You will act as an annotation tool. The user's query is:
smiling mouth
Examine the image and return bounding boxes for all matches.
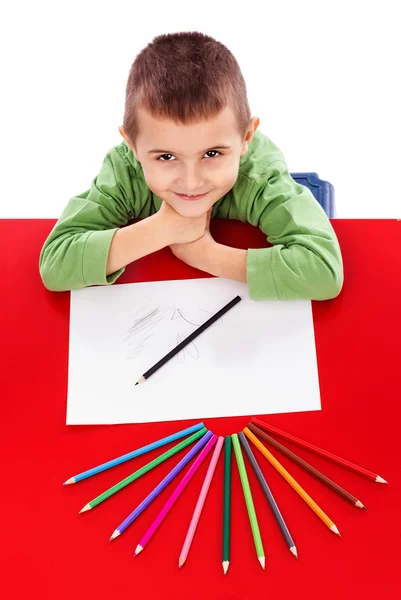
[174,192,208,201]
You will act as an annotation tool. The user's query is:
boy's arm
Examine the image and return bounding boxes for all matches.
[172,161,344,301]
[39,147,138,291]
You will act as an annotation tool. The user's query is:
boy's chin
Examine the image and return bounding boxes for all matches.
[171,198,212,218]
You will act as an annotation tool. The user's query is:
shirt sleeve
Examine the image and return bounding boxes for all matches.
[245,161,344,301]
[39,147,135,291]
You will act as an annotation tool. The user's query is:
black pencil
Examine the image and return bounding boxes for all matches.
[135,295,242,384]
[238,431,298,558]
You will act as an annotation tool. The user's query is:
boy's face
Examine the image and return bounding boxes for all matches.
[119,105,259,217]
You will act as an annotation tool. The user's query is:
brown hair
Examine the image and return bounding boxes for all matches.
[122,31,251,147]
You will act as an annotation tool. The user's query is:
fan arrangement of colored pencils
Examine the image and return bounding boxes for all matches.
[64,418,387,572]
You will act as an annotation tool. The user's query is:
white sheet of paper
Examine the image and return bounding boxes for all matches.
[67,278,321,424]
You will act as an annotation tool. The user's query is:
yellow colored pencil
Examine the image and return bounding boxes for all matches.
[243,427,340,536]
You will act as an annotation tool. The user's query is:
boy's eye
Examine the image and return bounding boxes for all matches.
[155,150,222,161]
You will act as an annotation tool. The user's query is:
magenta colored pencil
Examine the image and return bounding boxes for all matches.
[134,434,218,556]
[178,436,224,567]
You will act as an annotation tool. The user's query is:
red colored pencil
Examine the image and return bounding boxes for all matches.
[251,418,387,484]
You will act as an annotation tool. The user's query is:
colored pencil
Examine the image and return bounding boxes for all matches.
[80,427,208,513]
[232,434,265,569]
[222,436,232,575]
[63,422,204,484]
[244,428,340,536]
[134,435,217,555]
[179,436,224,567]
[135,296,242,384]
[238,432,298,558]
[110,430,213,539]
[251,417,387,484]
[248,423,366,509]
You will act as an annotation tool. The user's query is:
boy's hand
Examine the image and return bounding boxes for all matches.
[170,209,216,269]
[170,208,248,283]
[158,201,209,245]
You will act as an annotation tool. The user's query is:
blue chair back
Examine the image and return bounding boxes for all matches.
[290,172,335,217]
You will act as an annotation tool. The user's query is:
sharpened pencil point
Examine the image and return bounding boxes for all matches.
[376,476,387,484]
[79,503,91,513]
[222,561,229,574]
[290,546,298,558]
[355,500,365,509]
[134,544,143,556]
[363,506,367,510]
[135,382,138,386]
[63,477,75,485]
[109,530,120,541]
[258,556,265,570]
[331,524,341,536]
[178,557,185,568]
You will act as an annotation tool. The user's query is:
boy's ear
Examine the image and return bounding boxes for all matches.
[241,116,260,155]
[119,126,137,158]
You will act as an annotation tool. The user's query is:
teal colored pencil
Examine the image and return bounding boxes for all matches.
[222,436,232,574]
[232,434,265,569]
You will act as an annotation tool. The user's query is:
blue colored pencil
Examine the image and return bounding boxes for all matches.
[109,430,213,540]
[63,422,205,484]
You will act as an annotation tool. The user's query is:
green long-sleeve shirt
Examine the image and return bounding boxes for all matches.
[39,130,343,300]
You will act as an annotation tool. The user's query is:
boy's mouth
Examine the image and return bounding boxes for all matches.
[174,192,208,201]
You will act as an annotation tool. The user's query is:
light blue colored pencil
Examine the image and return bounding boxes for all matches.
[63,422,205,484]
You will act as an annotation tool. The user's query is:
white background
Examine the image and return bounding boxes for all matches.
[1,0,400,219]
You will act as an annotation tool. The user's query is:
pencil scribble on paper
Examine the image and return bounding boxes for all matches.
[123,305,223,362]
[161,333,200,364]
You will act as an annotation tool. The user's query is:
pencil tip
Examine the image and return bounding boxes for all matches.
[134,544,143,556]
[376,476,388,484]
[178,558,185,568]
[135,382,138,386]
[79,504,91,513]
[63,477,75,485]
[331,524,341,536]
[363,506,367,510]
[109,530,120,541]
[258,556,265,570]
[290,546,298,558]
[222,561,229,574]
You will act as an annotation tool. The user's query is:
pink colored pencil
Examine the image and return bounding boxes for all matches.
[178,436,224,567]
[134,434,217,556]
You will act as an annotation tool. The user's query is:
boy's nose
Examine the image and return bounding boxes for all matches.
[177,166,205,193]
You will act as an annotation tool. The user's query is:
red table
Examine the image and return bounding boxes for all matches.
[3,219,400,599]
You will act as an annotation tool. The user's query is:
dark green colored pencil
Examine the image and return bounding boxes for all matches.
[222,436,232,574]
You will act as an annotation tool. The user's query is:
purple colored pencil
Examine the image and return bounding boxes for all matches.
[109,430,212,540]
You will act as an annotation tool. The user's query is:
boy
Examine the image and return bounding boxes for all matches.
[39,31,344,301]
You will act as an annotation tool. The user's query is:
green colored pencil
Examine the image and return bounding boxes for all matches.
[222,436,232,574]
[79,427,207,512]
[232,434,265,569]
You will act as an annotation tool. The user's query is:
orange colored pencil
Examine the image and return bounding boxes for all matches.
[243,427,340,536]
